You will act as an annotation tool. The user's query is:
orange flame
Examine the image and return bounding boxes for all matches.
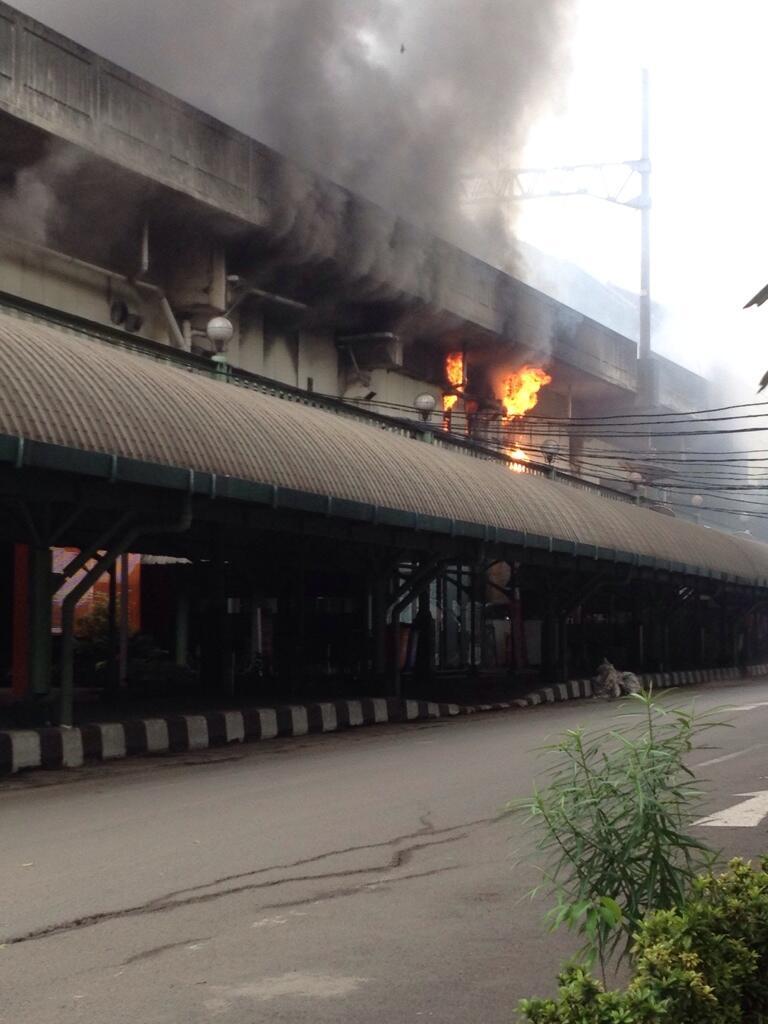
[508,447,529,473]
[445,352,464,389]
[501,366,552,419]
[443,351,464,411]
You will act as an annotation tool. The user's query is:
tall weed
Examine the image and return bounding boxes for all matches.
[504,690,726,974]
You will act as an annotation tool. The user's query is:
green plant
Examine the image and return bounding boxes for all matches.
[504,690,725,973]
[518,858,768,1024]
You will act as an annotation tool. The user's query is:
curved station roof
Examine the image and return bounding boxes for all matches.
[1,311,767,586]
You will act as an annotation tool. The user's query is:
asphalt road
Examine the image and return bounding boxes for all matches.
[2,678,768,1024]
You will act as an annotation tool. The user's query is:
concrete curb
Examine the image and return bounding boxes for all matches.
[1,665,766,775]
[514,664,768,709]
[0,698,469,775]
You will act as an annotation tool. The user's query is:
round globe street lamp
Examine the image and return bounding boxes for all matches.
[628,470,643,505]
[691,493,703,523]
[206,316,234,360]
[414,392,437,422]
[541,438,560,478]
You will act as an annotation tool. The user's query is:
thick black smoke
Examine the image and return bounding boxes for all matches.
[13,0,572,257]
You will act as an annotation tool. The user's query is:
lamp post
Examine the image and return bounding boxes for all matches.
[207,316,234,374]
[414,392,437,423]
[629,470,643,505]
[691,493,703,524]
[207,319,234,360]
[541,438,561,479]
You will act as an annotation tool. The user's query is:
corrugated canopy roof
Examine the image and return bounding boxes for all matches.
[1,311,767,586]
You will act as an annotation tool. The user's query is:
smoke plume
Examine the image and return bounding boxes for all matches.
[12,0,572,265]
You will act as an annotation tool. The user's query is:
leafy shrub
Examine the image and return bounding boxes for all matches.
[504,690,723,971]
[519,857,768,1023]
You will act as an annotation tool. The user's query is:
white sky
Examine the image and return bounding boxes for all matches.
[517,0,768,389]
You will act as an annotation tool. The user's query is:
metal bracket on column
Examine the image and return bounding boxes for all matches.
[388,558,446,614]
[562,571,611,620]
[737,596,768,625]
[386,556,447,697]
[13,497,45,548]
[49,499,91,547]
[51,510,135,595]
[57,500,193,726]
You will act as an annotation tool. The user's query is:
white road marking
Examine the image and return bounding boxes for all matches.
[698,743,766,767]
[695,790,768,827]
[729,701,768,712]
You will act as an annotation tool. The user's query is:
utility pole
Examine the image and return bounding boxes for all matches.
[461,70,653,400]
[637,68,653,406]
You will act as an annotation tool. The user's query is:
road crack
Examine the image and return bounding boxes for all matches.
[5,816,492,947]
[122,936,209,965]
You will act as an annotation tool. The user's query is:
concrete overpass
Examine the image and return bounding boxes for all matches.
[0,0,703,409]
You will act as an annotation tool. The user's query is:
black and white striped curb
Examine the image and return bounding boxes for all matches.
[0,698,479,775]
[1,664,766,775]
[515,664,768,708]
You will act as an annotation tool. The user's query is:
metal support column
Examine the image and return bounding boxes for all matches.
[371,571,388,684]
[27,545,53,698]
[541,588,558,684]
[288,568,306,697]
[718,592,728,667]
[695,588,704,667]
[633,586,645,670]
[413,586,434,684]
[118,552,129,687]
[249,598,262,667]
[175,586,189,667]
[556,614,568,684]
[107,564,118,690]
[12,543,53,700]
[469,565,479,673]
[215,552,234,696]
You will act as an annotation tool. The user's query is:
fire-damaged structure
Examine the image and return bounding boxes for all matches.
[1,2,767,723]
